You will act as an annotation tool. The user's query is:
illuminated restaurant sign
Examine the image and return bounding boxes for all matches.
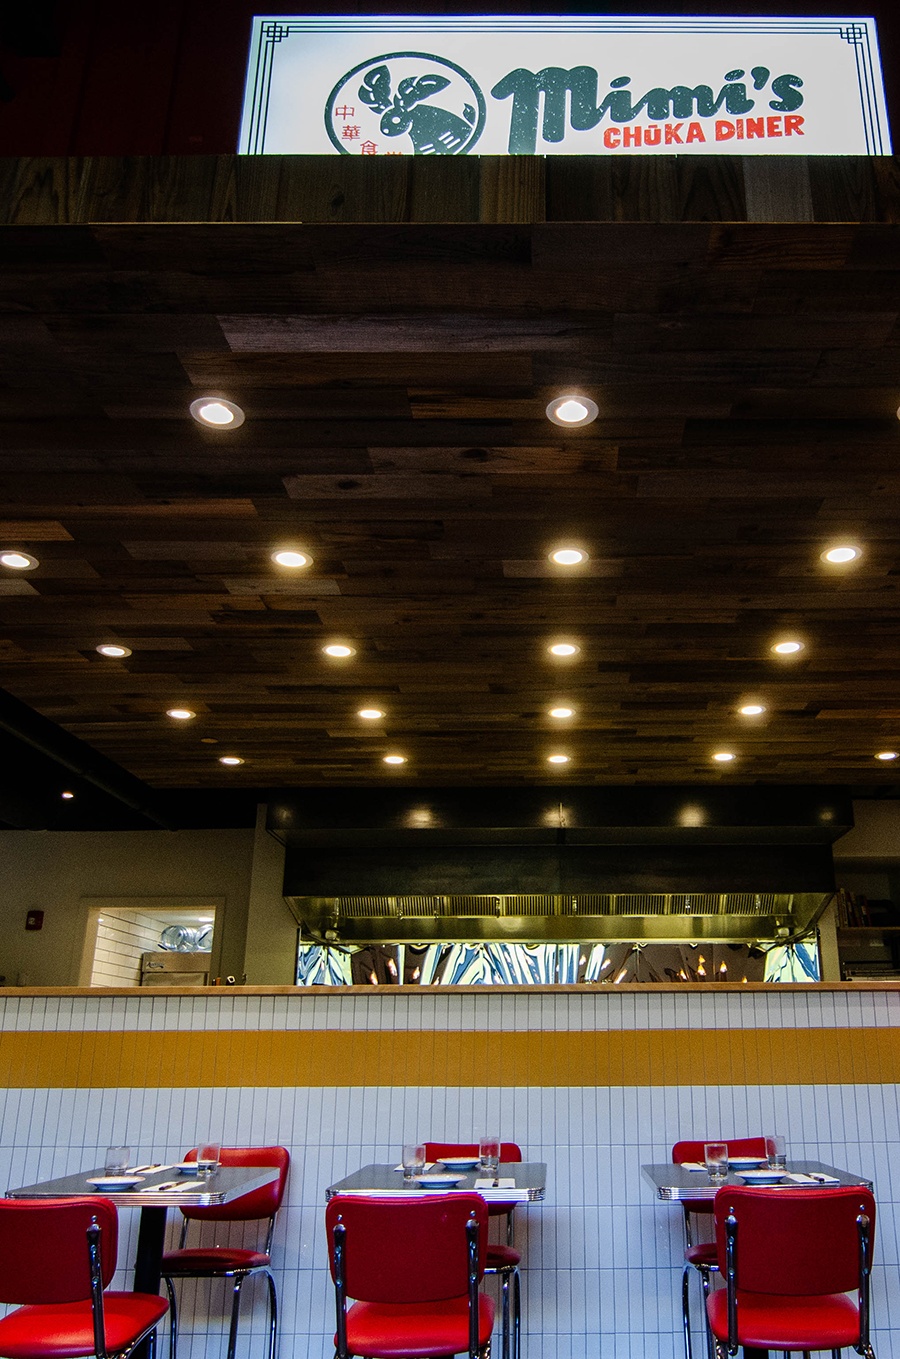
[239,15,890,157]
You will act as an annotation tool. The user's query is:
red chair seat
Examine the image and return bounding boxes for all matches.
[684,1242,717,1267]
[162,1247,271,1273]
[0,1292,168,1359]
[486,1244,520,1269]
[338,1294,495,1358]
[708,1287,861,1350]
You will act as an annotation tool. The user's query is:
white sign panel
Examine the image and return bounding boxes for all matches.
[239,15,890,157]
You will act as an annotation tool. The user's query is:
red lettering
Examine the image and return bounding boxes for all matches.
[784,114,804,136]
[736,118,744,139]
[665,123,684,144]
[623,125,642,147]
[603,128,620,149]
[715,120,735,141]
[686,121,705,143]
[745,117,765,139]
[644,125,661,145]
[767,115,783,137]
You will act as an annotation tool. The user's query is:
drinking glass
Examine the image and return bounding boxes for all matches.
[402,1142,426,1182]
[196,1140,221,1175]
[704,1141,728,1182]
[479,1134,501,1176]
[766,1134,787,1170]
[105,1145,130,1173]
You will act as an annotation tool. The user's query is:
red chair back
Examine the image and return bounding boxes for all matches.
[326,1193,489,1304]
[672,1137,767,1164]
[0,1197,118,1304]
[181,1146,290,1222]
[714,1185,876,1295]
[425,1142,522,1163]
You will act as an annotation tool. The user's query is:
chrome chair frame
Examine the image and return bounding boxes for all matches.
[88,1217,161,1359]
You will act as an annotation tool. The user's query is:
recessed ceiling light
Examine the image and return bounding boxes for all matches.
[96,644,132,658]
[550,547,588,566]
[271,549,311,568]
[218,755,244,766]
[548,642,580,657]
[876,751,899,761]
[547,753,570,764]
[822,545,860,564]
[549,706,575,719]
[358,708,385,720]
[739,703,766,716]
[383,754,407,765]
[771,639,804,655]
[189,397,245,429]
[323,643,355,658]
[713,751,736,762]
[0,550,38,570]
[166,708,196,721]
[61,791,74,800]
[546,395,599,427]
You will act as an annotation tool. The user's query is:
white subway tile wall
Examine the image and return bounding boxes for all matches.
[90,909,173,986]
[0,988,896,1359]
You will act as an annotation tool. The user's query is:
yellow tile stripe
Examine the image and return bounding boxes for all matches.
[2,1028,898,1087]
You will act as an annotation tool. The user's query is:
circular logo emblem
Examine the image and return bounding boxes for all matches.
[326,52,485,156]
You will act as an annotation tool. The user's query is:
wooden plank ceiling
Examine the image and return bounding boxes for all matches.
[2,217,900,788]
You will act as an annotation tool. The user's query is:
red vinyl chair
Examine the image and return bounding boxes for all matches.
[326,1192,494,1359]
[0,1197,167,1359]
[672,1137,768,1359]
[160,1146,290,1359]
[708,1184,876,1358]
[425,1142,523,1359]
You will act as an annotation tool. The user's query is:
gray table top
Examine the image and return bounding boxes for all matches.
[326,1161,547,1201]
[7,1163,279,1208]
[642,1160,872,1200]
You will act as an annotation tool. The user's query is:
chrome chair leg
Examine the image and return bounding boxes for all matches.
[682,1262,694,1359]
[265,1268,278,1359]
[500,1271,510,1359]
[512,1266,520,1359]
[163,1278,178,1359]
[225,1276,246,1359]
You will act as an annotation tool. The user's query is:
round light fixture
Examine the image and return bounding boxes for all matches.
[271,549,311,568]
[323,643,355,658]
[549,547,588,566]
[739,703,766,716]
[713,751,736,763]
[358,708,385,720]
[547,753,570,764]
[166,708,196,721]
[546,395,599,427]
[822,545,860,564]
[549,706,575,718]
[383,754,407,765]
[189,397,245,429]
[771,639,804,655]
[96,644,132,658]
[548,642,580,657]
[876,751,899,761]
[61,791,74,800]
[0,550,38,570]
[218,755,244,766]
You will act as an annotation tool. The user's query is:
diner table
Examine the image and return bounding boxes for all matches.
[641,1159,873,1201]
[325,1161,547,1201]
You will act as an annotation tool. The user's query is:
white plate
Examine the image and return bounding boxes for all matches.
[438,1157,479,1170]
[175,1162,202,1173]
[728,1157,766,1168]
[738,1169,786,1183]
[86,1175,145,1190]
[413,1173,465,1187]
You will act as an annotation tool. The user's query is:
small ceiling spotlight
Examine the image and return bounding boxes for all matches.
[218,755,244,766]
[0,550,38,570]
[739,703,766,716]
[358,708,385,720]
[712,751,736,763]
[383,754,407,765]
[61,790,74,800]
[549,547,588,566]
[548,642,580,657]
[771,639,804,656]
[189,397,245,429]
[96,644,132,658]
[166,708,196,721]
[323,643,355,658]
[821,545,861,564]
[549,706,575,719]
[546,395,599,427]
[547,753,570,764]
[271,549,312,568]
[876,751,899,761]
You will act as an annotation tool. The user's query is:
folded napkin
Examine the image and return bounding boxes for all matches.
[393,1162,438,1172]
[782,1172,841,1185]
[680,1162,707,1172]
[474,1177,516,1189]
